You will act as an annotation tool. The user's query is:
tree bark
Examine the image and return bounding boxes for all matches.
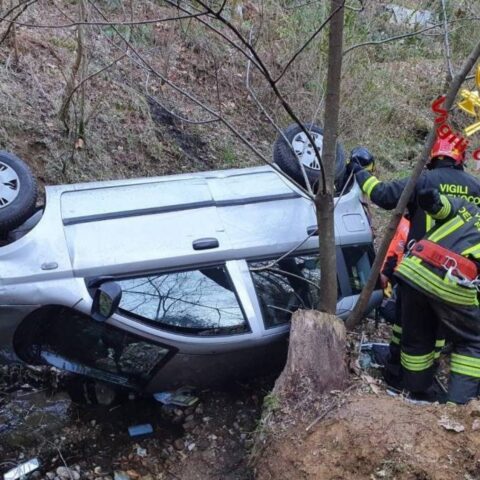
[317,0,344,314]
[346,38,480,330]
[273,310,347,404]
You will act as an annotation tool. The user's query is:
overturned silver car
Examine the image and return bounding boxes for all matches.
[0,145,381,393]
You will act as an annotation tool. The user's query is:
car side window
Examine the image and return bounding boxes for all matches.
[117,266,249,335]
[249,255,320,328]
[14,306,172,388]
[342,245,373,294]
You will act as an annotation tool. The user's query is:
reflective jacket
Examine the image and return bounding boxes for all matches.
[355,163,480,243]
[395,195,480,307]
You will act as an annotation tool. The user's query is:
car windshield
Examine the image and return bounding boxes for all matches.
[249,255,320,328]
[117,266,248,335]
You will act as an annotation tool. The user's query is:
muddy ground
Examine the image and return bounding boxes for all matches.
[0,365,274,480]
[4,320,480,480]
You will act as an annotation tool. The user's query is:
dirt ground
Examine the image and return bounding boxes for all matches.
[0,365,273,480]
[254,391,480,480]
[4,322,480,480]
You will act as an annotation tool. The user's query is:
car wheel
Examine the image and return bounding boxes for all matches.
[273,123,346,190]
[0,151,38,234]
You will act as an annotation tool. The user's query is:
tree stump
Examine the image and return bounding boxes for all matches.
[273,310,347,405]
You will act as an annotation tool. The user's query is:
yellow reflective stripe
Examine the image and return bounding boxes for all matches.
[435,339,446,348]
[430,195,452,220]
[461,244,480,259]
[451,353,480,368]
[403,263,476,305]
[425,214,434,231]
[451,364,480,378]
[396,259,478,306]
[401,351,434,371]
[434,351,441,360]
[400,257,476,302]
[392,324,402,334]
[362,177,380,197]
[391,334,400,345]
[427,216,464,242]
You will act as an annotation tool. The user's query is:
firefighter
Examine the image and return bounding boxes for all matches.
[395,188,480,403]
[348,138,480,387]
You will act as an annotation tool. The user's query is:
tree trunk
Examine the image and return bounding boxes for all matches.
[273,310,347,403]
[317,0,344,313]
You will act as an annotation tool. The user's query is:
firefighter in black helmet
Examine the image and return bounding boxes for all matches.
[349,138,480,389]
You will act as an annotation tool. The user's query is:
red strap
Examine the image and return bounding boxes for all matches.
[411,240,478,281]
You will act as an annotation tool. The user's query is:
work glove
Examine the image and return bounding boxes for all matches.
[418,188,442,214]
[381,255,398,280]
[349,146,375,173]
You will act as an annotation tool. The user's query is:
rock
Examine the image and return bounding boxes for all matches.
[125,471,140,480]
[197,439,209,451]
[46,472,56,480]
[56,467,80,480]
[195,404,204,415]
[183,421,196,432]
[187,443,196,451]
[469,400,480,417]
[136,447,147,458]
[114,472,131,480]
[173,439,185,450]
[472,419,480,431]
[438,415,465,432]
[185,414,194,422]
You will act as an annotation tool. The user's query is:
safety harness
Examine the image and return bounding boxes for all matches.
[409,239,480,289]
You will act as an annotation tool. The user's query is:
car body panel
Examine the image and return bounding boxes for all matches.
[0,165,380,389]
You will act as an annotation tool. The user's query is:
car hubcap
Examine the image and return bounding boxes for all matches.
[291,131,323,170]
[0,161,20,208]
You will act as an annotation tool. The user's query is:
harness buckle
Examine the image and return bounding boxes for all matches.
[446,267,480,290]
[442,256,458,271]
[406,239,416,257]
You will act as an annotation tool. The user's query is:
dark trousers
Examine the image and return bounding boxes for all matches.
[400,281,480,404]
[386,287,445,383]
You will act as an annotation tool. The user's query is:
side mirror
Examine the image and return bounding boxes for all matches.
[91,282,122,322]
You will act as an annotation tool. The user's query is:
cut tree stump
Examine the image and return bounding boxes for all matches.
[273,310,348,404]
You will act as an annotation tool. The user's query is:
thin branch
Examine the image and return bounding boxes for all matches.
[87,0,314,200]
[274,0,345,84]
[343,16,480,55]
[162,0,327,190]
[0,0,37,46]
[246,31,314,196]
[0,10,210,28]
[62,53,127,115]
[441,0,454,84]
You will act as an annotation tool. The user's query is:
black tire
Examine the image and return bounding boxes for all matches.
[273,123,346,190]
[0,151,38,234]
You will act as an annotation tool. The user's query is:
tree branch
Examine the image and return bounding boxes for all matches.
[441,0,454,85]
[0,9,210,28]
[346,37,480,329]
[87,0,315,200]
[274,0,345,84]
[343,16,480,55]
